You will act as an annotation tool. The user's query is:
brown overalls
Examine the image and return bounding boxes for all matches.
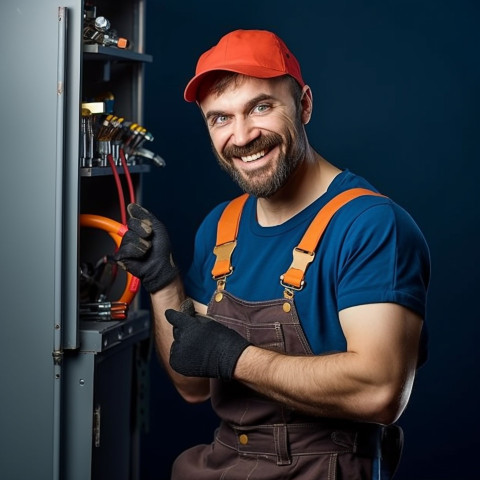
[171,190,403,480]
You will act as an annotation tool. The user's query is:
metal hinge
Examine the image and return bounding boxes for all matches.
[52,350,64,366]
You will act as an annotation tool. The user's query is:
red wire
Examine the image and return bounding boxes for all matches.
[120,148,136,204]
[107,153,127,225]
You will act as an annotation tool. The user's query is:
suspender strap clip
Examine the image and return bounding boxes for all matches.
[212,241,237,280]
[280,248,315,291]
[280,188,386,295]
[211,193,249,287]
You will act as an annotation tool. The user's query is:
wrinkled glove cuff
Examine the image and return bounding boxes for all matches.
[218,336,251,381]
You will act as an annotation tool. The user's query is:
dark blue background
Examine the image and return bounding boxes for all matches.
[139,1,479,478]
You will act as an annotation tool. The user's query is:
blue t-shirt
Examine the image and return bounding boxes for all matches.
[184,170,430,361]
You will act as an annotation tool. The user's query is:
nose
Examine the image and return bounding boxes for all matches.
[231,116,259,147]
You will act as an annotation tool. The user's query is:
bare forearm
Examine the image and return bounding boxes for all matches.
[233,304,422,424]
[234,345,414,425]
[150,277,210,402]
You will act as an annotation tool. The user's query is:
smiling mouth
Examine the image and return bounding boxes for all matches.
[240,150,267,163]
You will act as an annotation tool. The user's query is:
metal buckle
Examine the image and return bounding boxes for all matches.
[213,241,237,262]
[280,278,304,291]
[290,247,315,271]
[279,248,315,291]
[212,241,237,280]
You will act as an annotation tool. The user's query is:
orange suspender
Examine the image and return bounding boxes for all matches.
[211,188,385,294]
[280,188,385,292]
[211,193,249,282]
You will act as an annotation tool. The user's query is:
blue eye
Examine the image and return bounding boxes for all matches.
[211,115,228,126]
[254,104,270,113]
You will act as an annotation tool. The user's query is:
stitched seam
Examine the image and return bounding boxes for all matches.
[328,453,338,480]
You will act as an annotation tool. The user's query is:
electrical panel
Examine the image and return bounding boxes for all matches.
[0,1,160,477]
[78,0,163,316]
[63,1,161,478]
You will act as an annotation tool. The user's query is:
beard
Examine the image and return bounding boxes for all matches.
[212,117,307,198]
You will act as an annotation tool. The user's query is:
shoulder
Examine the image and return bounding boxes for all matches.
[194,195,250,246]
[323,176,431,279]
[341,195,427,247]
[332,195,430,319]
[329,171,427,245]
[330,196,430,275]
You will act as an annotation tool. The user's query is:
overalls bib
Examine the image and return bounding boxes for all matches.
[172,189,403,480]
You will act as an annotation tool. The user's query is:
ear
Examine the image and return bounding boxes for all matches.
[300,85,313,125]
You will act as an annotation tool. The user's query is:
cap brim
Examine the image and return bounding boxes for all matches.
[184,65,292,102]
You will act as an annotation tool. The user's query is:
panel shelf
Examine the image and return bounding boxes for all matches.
[83,44,153,63]
[80,164,151,177]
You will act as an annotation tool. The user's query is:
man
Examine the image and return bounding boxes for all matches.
[116,29,430,479]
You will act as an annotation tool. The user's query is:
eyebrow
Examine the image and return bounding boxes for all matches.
[204,93,278,122]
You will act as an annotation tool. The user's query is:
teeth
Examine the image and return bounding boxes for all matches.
[241,150,266,162]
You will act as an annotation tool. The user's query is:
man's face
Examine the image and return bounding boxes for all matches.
[199,76,308,198]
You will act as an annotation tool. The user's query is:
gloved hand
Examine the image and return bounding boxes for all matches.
[165,300,251,380]
[114,203,178,293]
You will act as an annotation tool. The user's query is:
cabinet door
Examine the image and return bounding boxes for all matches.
[0,1,82,479]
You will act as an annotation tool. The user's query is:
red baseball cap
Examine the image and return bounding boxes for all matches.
[184,29,305,102]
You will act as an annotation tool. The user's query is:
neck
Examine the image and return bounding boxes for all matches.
[256,149,341,227]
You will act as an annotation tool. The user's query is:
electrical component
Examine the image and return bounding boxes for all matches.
[83,8,129,49]
[80,214,140,306]
[82,102,105,114]
[80,301,129,321]
[80,112,166,169]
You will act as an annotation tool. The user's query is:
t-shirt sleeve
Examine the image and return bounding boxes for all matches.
[336,202,431,318]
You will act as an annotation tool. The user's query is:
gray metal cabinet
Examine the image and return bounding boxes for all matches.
[62,313,150,480]
[0,1,152,479]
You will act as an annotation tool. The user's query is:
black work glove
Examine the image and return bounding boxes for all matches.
[165,300,251,380]
[114,203,178,293]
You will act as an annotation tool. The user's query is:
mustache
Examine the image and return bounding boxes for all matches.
[222,133,282,159]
